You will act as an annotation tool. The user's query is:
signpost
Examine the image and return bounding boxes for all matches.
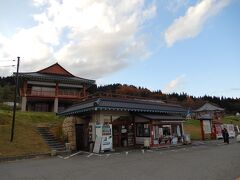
[10,57,20,142]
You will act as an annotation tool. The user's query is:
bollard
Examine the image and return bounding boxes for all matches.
[141,149,145,154]
[51,150,57,156]
[237,135,240,142]
[65,143,71,151]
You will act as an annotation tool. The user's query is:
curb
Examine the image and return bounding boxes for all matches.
[0,152,51,163]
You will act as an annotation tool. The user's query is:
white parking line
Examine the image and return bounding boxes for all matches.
[63,151,83,159]
[86,153,94,158]
[146,150,153,153]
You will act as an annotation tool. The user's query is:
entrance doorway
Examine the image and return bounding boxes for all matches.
[112,117,134,148]
[75,124,85,151]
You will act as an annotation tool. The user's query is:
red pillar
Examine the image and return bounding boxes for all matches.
[150,122,154,147]
[55,83,59,97]
[211,123,217,140]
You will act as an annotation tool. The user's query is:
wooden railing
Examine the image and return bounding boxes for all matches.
[24,89,82,98]
[26,89,55,97]
[58,90,82,98]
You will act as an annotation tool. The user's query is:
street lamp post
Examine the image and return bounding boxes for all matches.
[10,57,20,142]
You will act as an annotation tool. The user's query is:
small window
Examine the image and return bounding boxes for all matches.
[136,123,150,137]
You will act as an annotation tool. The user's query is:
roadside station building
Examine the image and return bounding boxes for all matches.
[58,97,186,151]
[18,63,95,112]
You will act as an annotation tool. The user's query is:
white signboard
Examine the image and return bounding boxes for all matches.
[95,123,113,152]
[177,125,181,137]
[215,124,223,139]
[222,124,235,138]
[95,124,102,137]
[93,137,102,153]
[101,124,112,151]
[158,128,163,137]
[203,120,211,134]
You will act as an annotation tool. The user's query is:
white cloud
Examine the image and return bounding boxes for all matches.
[166,0,189,13]
[164,0,230,47]
[163,74,186,93]
[0,0,156,78]
[0,26,55,72]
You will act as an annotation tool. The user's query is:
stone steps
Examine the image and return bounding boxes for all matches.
[36,127,66,152]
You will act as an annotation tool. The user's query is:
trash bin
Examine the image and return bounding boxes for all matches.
[183,134,191,145]
[144,138,150,148]
[65,143,71,151]
[172,137,178,145]
[51,150,57,156]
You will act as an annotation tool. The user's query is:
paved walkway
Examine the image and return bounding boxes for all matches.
[1,139,239,180]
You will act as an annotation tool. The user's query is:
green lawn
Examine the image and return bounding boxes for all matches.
[222,115,240,126]
[0,105,64,157]
[184,119,202,140]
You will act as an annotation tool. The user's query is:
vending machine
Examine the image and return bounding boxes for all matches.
[95,123,113,151]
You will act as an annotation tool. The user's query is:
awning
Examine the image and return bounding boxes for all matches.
[137,114,185,121]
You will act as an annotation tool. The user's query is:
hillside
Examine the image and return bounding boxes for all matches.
[0,105,64,157]
[95,84,240,113]
[1,76,240,113]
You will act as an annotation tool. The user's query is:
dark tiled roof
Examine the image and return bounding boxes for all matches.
[18,72,95,85]
[57,98,187,116]
[195,103,224,112]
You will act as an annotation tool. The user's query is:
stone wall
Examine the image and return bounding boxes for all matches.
[62,116,84,150]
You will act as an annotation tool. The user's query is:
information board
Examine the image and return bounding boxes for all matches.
[203,120,211,134]
[93,137,102,153]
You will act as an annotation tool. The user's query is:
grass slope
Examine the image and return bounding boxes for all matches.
[0,105,64,157]
[222,116,240,126]
[184,119,202,140]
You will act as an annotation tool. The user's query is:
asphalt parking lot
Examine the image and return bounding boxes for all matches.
[1,140,240,180]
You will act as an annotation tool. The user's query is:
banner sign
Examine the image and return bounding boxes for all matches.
[203,120,211,134]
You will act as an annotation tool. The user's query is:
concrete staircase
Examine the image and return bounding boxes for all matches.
[37,127,66,152]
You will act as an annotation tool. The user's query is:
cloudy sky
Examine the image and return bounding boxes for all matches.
[0,0,239,97]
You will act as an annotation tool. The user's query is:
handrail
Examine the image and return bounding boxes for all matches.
[25,88,82,98]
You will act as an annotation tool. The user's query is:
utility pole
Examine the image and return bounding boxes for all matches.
[10,57,20,142]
